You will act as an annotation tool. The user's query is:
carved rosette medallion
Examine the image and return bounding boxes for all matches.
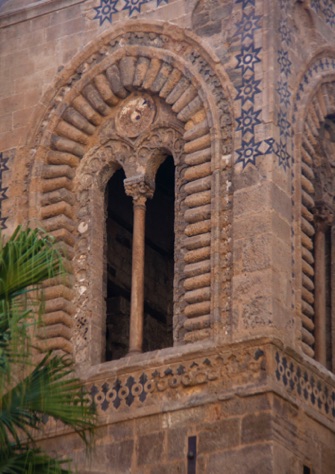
[115,93,156,138]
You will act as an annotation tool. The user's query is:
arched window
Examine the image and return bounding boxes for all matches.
[300,113,335,370]
[105,156,175,361]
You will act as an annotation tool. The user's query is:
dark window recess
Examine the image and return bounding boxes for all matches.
[187,436,197,474]
[325,226,332,370]
[303,465,311,474]
[143,156,174,352]
[105,156,175,361]
[105,168,133,361]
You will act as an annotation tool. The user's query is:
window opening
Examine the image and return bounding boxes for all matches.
[105,168,133,361]
[105,156,175,361]
[143,155,174,352]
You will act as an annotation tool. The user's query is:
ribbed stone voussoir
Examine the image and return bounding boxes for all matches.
[184,162,211,181]
[51,135,85,157]
[150,62,173,93]
[184,273,211,291]
[185,287,210,305]
[184,246,210,264]
[165,77,190,105]
[44,297,75,315]
[47,151,80,168]
[37,323,72,341]
[184,260,211,277]
[36,337,73,354]
[185,204,211,224]
[94,74,120,106]
[42,311,74,329]
[42,177,73,193]
[133,56,151,88]
[184,301,210,318]
[142,58,162,90]
[159,68,183,99]
[177,97,203,123]
[183,328,210,343]
[183,120,209,142]
[72,95,102,126]
[43,214,76,233]
[41,188,75,207]
[171,86,197,114]
[41,201,74,220]
[184,134,211,154]
[62,107,96,135]
[106,64,128,99]
[119,56,137,89]
[184,233,211,250]
[183,315,210,331]
[185,190,211,208]
[185,219,211,237]
[82,84,111,116]
[42,164,75,180]
[184,176,211,195]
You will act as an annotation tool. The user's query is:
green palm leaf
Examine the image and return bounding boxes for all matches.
[0,227,95,473]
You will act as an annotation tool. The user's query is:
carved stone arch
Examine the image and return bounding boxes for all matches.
[27,22,234,365]
[293,64,335,362]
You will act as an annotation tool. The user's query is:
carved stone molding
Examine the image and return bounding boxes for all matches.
[124,175,155,204]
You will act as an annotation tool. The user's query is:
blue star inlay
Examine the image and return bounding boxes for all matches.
[279,20,292,46]
[236,75,262,106]
[311,0,321,13]
[278,49,292,77]
[123,0,147,16]
[157,0,168,5]
[235,137,263,168]
[278,111,291,138]
[236,43,262,74]
[236,106,261,136]
[275,140,290,170]
[235,0,255,8]
[0,152,8,230]
[279,0,290,11]
[234,10,261,41]
[276,80,291,108]
[93,0,119,25]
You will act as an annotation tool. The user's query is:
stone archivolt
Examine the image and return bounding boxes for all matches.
[27,24,234,365]
[294,78,335,362]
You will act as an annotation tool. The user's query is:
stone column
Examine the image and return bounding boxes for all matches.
[124,176,154,355]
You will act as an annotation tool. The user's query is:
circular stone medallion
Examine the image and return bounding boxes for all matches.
[115,93,156,138]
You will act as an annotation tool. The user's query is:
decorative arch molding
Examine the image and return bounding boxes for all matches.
[293,65,335,361]
[26,22,234,365]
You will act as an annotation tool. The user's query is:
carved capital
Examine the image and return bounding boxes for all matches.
[124,175,154,205]
[314,202,335,229]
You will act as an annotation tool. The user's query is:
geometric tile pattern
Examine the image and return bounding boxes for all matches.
[93,0,169,25]
[311,0,335,27]
[275,351,335,420]
[233,0,274,169]
[88,349,266,412]
[274,0,293,171]
[0,152,9,230]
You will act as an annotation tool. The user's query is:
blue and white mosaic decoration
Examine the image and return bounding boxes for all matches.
[233,0,274,168]
[311,0,335,27]
[93,0,168,25]
[0,152,9,230]
[275,351,335,420]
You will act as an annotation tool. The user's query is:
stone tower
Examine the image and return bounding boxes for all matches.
[0,0,335,472]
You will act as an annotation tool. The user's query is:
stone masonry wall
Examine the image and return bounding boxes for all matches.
[1,0,335,472]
